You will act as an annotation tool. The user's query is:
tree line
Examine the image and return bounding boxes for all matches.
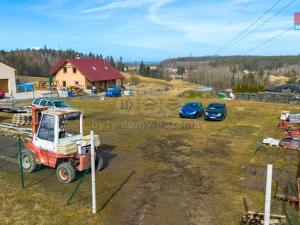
[0,47,126,77]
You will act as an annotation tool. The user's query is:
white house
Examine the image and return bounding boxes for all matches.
[0,60,17,96]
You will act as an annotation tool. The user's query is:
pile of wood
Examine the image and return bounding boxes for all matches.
[0,123,32,140]
[240,198,286,225]
[240,211,286,225]
[13,113,32,125]
[82,134,101,147]
[57,142,77,155]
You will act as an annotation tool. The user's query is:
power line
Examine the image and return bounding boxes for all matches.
[245,26,293,54]
[216,0,283,54]
[224,0,296,51]
[226,0,253,26]
[216,0,253,43]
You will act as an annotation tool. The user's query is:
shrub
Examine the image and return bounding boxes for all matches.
[130,76,141,85]
[179,90,203,98]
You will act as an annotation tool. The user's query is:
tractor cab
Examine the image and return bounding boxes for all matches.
[33,109,83,152]
[20,106,103,183]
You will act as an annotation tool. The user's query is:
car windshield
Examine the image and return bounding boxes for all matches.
[184,103,199,109]
[208,104,223,110]
[53,101,70,108]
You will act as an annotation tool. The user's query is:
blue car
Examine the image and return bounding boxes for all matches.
[179,102,204,119]
[105,86,122,97]
[204,102,227,121]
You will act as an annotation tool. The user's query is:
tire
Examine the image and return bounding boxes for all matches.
[18,149,37,173]
[95,153,104,172]
[56,162,76,183]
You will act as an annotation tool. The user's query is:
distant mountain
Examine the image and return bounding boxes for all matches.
[0,48,120,77]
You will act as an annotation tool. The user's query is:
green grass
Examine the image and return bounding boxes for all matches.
[0,96,299,225]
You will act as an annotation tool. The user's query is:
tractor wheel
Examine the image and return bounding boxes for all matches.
[18,149,37,173]
[56,162,76,184]
[95,153,104,172]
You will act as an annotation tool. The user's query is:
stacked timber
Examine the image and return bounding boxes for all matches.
[240,211,286,225]
[82,134,101,147]
[57,142,77,155]
[13,113,32,125]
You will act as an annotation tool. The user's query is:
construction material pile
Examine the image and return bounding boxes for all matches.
[0,123,32,140]
[263,111,300,151]
[56,134,100,155]
[240,211,286,225]
[81,134,100,147]
[12,107,32,125]
[57,142,77,155]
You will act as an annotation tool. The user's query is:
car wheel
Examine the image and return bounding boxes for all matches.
[56,162,76,183]
[18,149,37,173]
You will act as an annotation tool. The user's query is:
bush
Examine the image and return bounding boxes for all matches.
[130,76,141,85]
[178,90,203,98]
[232,85,264,93]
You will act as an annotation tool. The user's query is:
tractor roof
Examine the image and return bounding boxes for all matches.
[43,109,82,116]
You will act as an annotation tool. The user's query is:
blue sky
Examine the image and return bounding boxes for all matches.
[0,0,299,61]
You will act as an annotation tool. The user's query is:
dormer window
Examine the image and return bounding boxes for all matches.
[92,66,97,71]
[73,67,77,73]
[104,66,109,70]
[63,67,67,73]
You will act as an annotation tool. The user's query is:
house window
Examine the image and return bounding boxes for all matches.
[75,81,79,86]
[63,67,67,73]
[73,68,77,73]
[63,81,66,87]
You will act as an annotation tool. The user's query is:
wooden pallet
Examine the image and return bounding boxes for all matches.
[241,198,286,225]
[12,113,32,125]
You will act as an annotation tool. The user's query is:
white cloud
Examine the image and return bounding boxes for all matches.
[81,0,153,13]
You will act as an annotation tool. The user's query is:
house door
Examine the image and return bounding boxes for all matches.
[0,79,9,93]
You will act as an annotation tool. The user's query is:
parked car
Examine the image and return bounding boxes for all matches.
[179,102,204,119]
[105,86,122,97]
[204,102,227,121]
[32,98,71,109]
[0,91,5,99]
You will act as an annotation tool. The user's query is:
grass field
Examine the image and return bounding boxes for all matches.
[0,81,299,224]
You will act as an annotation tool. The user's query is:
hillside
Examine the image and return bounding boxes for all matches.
[161,56,300,89]
[162,55,300,73]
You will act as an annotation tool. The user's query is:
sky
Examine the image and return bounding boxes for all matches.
[0,0,299,61]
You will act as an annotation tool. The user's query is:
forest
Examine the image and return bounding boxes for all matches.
[160,55,300,90]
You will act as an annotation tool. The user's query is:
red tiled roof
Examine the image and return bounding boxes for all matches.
[49,58,124,81]
[295,13,300,25]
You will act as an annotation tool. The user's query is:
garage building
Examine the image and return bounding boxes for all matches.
[0,60,17,96]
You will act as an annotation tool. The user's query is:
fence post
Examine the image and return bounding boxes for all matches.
[18,134,24,189]
[90,130,96,214]
[264,164,273,225]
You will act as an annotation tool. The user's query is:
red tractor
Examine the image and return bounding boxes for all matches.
[19,106,103,183]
